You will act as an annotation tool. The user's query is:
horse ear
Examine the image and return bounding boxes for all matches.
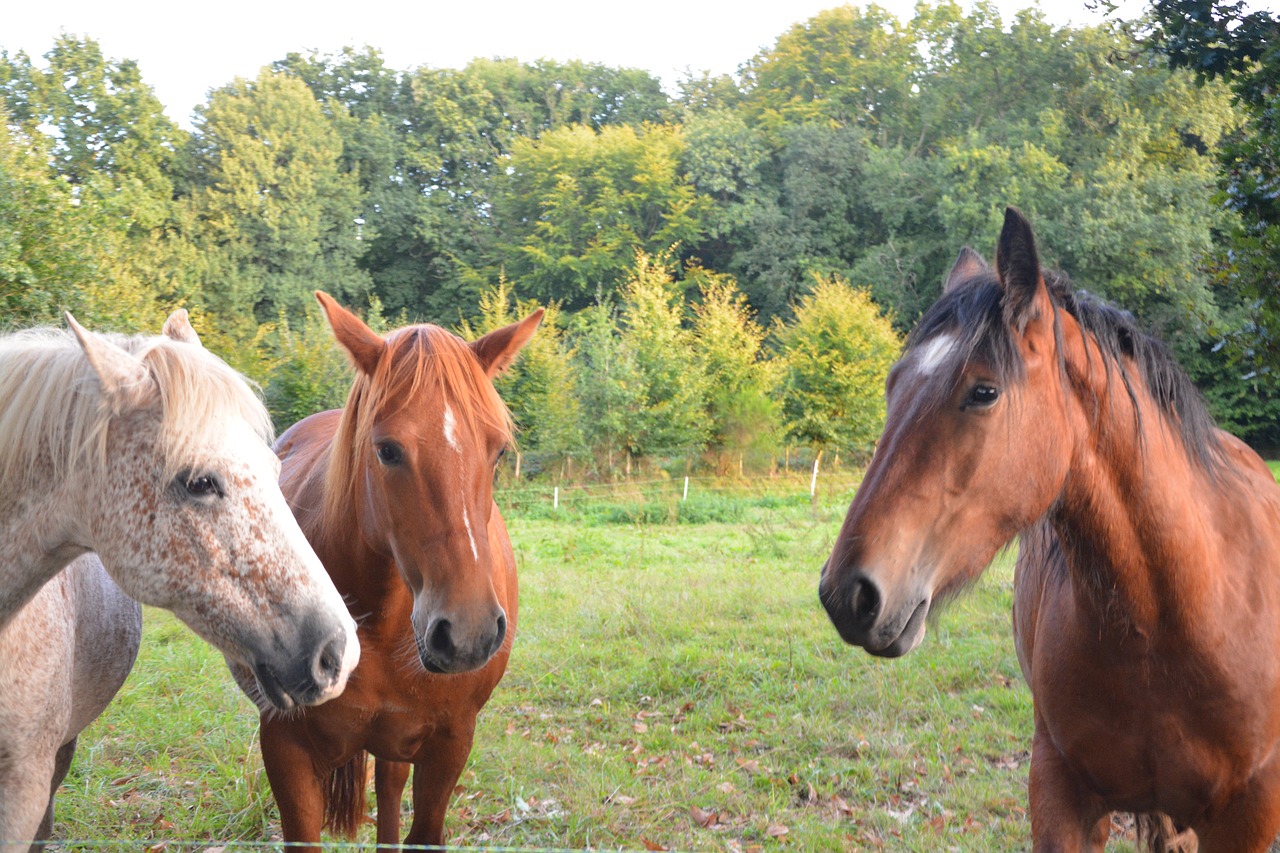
[943,247,989,294]
[66,313,155,412]
[315,291,385,376]
[470,308,544,379]
[161,308,201,346]
[995,207,1047,332]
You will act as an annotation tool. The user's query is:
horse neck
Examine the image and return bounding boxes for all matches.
[1051,350,1237,637]
[0,462,93,629]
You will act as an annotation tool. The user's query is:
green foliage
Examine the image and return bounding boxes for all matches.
[460,278,585,474]
[614,252,711,461]
[0,1,1273,466]
[1147,0,1280,387]
[184,69,371,344]
[688,265,780,471]
[491,124,710,308]
[773,276,902,458]
[0,120,101,324]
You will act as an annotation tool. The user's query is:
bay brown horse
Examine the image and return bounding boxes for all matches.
[251,292,540,849]
[819,208,1280,850]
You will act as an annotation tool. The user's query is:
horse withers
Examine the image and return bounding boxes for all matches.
[819,208,1280,850]
[0,311,361,849]
[248,292,540,850]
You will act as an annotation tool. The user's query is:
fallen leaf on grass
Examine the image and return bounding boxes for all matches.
[641,838,669,851]
[766,823,789,838]
[735,758,760,774]
[690,805,719,828]
[606,794,637,805]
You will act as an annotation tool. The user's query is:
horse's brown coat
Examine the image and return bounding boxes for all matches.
[259,292,540,849]
[820,209,1280,850]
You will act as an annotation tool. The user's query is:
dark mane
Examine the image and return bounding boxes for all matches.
[906,269,1226,475]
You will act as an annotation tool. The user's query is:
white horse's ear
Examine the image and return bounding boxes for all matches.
[162,308,202,346]
[66,313,155,411]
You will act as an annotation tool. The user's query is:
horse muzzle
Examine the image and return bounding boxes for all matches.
[819,563,930,658]
[248,625,356,711]
[415,607,508,674]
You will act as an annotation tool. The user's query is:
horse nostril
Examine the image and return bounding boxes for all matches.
[493,612,507,653]
[427,618,455,657]
[850,576,882,630]
[314,632,346,686]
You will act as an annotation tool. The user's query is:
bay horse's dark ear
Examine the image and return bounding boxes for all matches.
[995,207,1045,332]
[470,308,544,379]
[943,247,989,294]
[315,290,386,376]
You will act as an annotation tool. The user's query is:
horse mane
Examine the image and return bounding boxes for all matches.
[320,324,513,541]
[906,269,1227,476]
[0,326,273,498]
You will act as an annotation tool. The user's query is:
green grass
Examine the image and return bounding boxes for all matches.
[50,484,1141,851]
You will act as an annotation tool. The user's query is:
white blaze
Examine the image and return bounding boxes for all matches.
[462,507,479,560]
[443,404,460,452]
[915,334,957,376]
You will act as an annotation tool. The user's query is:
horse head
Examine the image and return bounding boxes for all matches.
[66,310,360,710]
[317,292,540,674]
[819,208,1077,656]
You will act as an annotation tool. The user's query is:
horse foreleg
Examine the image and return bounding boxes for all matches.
[1028,720,1111,852]
[33,737,77,843]
[373,759,410,846]
[404,730,476,847]
[259,721,328,853]
[1194,769,1280,853]
[0,755,54,853]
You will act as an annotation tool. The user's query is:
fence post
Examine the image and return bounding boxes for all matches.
[683,476,689,501]
[810,451,822,498]
[553,485,559,510]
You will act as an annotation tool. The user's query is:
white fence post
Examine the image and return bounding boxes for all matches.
[553,485,559,510]
[683,476,689,501]
[810,456,820,498]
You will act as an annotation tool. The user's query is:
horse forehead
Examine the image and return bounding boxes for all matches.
[907,332,959,377]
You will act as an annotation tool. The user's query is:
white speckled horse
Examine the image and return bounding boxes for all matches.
[0,311,362,850]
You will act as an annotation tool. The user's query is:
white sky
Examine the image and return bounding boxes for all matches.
[3,0,1130,129]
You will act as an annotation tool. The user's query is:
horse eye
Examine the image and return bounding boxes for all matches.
[966,384,1000,408]
[376,442,404,466]
[495,447,507,465]
[181,474,222,499]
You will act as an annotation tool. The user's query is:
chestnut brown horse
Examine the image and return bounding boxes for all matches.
[819,208,1280,850]
[248,292,540,850]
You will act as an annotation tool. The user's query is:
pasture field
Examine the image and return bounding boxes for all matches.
[52,475,1141,851]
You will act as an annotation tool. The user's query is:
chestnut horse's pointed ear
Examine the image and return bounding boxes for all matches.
[161,308,201,346]
[470,308,544,379]
[315,291,386,376]
[995,207,1046,332]
[66,312,155,412]
[943,247,989,294]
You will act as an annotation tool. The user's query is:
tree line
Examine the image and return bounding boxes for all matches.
[1,0,1273,479]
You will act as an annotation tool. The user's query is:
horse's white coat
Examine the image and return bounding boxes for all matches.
[0,313,361,848]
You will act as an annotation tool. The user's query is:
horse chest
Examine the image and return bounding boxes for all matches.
[1034,630,1269,816]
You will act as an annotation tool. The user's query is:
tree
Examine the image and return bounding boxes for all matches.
[0,119,102,325]
[0,35,192,330]
[184,69,371,346]
[613,252,709,467]
[459,278,584,477]
[1145,0,1280,374]
[772,276,901,461]
[489,124,709,309]
[687,265,780,473]
[739,4,923,145]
